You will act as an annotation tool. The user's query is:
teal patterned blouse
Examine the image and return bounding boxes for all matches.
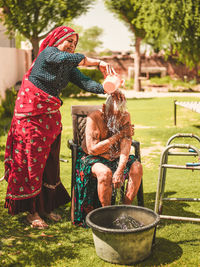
[29,46,104,98]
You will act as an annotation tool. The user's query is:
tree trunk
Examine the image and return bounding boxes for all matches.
[134,36,142,91]
[31,38,40,60]
[195,63,200,83]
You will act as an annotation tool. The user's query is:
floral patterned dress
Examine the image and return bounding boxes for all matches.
[74,147,136,227]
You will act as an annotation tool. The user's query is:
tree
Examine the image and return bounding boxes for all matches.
[105,0,200,89]
[104,0,146,91]
[0,0,95,58]
[139,0,200,80]
[77,26,103,54]
[68,23,103,55]
[167,1,200,80]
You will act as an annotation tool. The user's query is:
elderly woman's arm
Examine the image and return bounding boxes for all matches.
[112,113,133,188]
[79,56,116,77]
[84,112,132,156]
[85,115,123,156]
[112,138,132,188]
[69,68,104,94]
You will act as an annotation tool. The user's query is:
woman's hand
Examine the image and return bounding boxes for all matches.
[98,60,116,78]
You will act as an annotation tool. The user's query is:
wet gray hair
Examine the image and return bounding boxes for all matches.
[105,92,126,116]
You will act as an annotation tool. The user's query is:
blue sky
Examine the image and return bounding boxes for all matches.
[74,0,134,51]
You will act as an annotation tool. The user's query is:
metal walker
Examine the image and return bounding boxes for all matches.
[154,133,200,222]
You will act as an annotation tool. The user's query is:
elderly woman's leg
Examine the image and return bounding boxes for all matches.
[91,163,113,206]
[124,161,143,204]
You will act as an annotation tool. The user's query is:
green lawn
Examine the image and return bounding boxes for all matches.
[0,95,200,266]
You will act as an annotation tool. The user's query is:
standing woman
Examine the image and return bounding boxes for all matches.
[3,26,116,229]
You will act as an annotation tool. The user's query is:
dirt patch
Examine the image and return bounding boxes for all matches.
[141,141,164,158]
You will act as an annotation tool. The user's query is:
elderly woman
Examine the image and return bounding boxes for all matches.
[74,94,143,227]
[3,26,117,229]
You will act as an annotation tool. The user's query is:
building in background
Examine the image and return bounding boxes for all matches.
[0,22,31,99]
[0,23,15,47]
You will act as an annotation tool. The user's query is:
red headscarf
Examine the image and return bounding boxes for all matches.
[38,26,78,54]
[27,26,78,77]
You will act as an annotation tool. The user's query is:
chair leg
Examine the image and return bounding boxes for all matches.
[137,179,144,206]
[71,186,75,223]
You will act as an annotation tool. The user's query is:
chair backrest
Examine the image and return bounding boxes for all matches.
[71,105,102,146]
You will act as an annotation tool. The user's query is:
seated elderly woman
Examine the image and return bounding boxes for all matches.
[74,94,143,227]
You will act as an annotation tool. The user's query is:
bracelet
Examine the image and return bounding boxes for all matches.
[98,60,101,69]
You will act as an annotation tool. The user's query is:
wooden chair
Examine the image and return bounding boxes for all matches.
[68,105,144,223]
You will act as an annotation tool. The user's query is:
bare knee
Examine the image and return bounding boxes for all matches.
[92,164,112,186]
[130,161,143,180]
[98,168,112,186]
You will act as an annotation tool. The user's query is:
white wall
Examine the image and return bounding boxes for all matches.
[0,23,15,48]
[0,47,32,99]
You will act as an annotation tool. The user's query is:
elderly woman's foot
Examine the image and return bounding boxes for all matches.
[43,212,62,222]
[27,212,48,229]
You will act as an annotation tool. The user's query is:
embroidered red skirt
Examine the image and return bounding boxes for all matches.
[4,78,70,214]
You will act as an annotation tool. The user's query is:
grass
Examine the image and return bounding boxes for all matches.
[1,95,200,266]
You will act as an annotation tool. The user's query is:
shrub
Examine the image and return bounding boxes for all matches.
[0,87,17,118]
[61,68,103,97]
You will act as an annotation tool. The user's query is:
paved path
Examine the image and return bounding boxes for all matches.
[99,90,200,99]
[121,90,200,99]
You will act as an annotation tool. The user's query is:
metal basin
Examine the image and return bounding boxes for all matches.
[86,205,160,265]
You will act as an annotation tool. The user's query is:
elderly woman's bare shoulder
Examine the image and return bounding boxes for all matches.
[88,109,102,119]
[123,111,131,119]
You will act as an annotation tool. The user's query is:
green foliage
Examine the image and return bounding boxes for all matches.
[68,23,104,54]
[0,87,17,118]
[105,0,200,75]
[61,68,103,97]
[140,0,200,71]
[15,30,26,49]
[104,0,145,38]
[77,26,103,53]
[0,0,95,57]
[124,78,134,90]
[99,49,113,56]
[149,76,197,88]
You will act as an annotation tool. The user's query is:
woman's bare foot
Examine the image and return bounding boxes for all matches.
[27,212,48,229]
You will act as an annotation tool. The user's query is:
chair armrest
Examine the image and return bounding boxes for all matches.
[132,139,140,147]
[67,139,78,150]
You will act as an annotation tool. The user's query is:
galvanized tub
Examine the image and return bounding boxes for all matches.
[86,205,160,265]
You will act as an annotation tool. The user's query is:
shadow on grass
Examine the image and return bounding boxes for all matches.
[193,124,200,129]
[0,204,94,266]
[141,237,183,266]
[142,191,200,226]
[0,190,199,266]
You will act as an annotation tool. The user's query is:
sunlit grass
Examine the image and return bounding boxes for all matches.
[1,95,200,266]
